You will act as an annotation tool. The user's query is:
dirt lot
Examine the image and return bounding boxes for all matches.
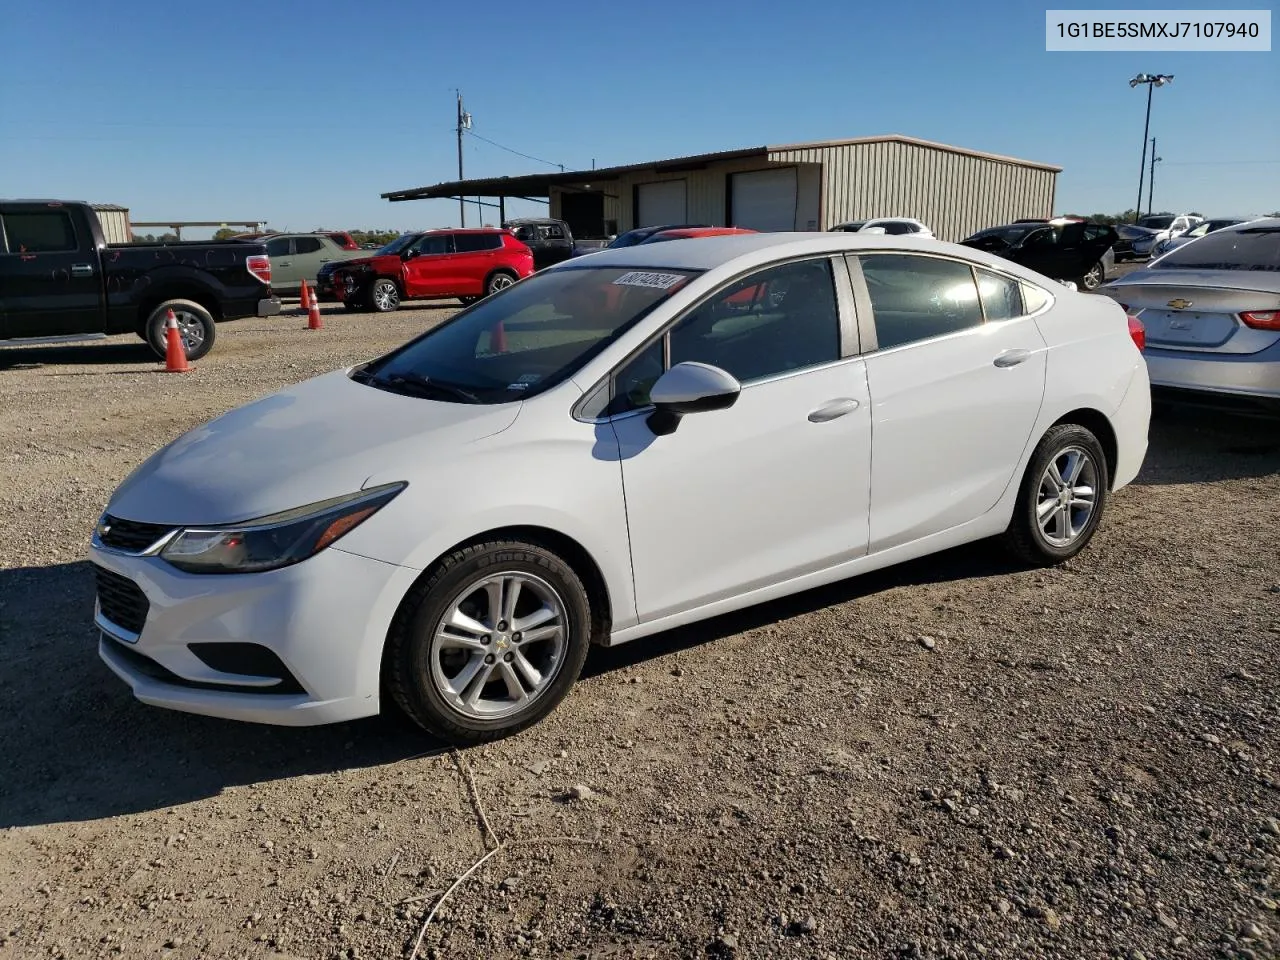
[1,300,1277,960]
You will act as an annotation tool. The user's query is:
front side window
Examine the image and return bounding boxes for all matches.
[3,212,77,253]
[858,254,984,350]
[356,266,699,404]
[410,234,453,257]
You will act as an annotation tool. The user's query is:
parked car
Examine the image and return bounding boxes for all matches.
[259,233,367,296]
[502,218,576,270]
[1114,223,1156,262]
[830,217,935,237]
[607,224,711,248]
[639,227,759,244]
[961,219,1117,290]
[1130,213,1204,258]
[316,228,533,312]
[89,231,1149,744]
[1151,217,1258,257]
[0,199,280,361]
[238,230,359,252]
[1099,218,1280,414]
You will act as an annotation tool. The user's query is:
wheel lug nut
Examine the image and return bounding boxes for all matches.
[512,631,522,642]
[497,620,508,631]
[484,654,495,664]
[483,634,492,644]
[504,653,514,662]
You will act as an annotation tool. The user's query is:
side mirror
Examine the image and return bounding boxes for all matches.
[646,362,741,436]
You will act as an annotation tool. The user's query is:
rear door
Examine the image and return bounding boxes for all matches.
[290,236,329,288]
[0,205,103,338]
[452,233,502,296]
[402,234,455,297]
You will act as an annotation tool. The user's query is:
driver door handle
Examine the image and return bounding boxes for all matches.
[993,348,1032,368]
[808,398,860,423]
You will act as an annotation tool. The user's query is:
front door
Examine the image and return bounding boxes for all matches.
[852,253,1048,552]
[402,234,455,297]
[264,236,297,292]
[0,207,102,338]
[608,256,872,622]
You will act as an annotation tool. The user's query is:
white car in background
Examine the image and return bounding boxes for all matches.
[1132,213,1204,257]
[831,217,934,237]
[1151,217,1260,257]
[89,233,1150,744]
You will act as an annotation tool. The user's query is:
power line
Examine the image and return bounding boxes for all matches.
[1161,159,1280,166]
[463,129,564,171]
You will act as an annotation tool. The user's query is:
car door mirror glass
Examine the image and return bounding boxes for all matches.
[646,362,741,436]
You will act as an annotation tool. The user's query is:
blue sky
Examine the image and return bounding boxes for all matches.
[2,0,1275,237]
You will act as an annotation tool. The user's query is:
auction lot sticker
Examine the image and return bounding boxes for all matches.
[612,271,687,290]
[1046,9,1271,50]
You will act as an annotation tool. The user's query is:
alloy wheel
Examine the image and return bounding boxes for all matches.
[1036,446,1098,547]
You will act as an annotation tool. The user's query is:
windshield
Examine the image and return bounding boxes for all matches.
[354,265,701,403]
[607,228,656,249]
[1138,215,1176,229]
[375,234,419,256]
[964,226,1032,249]
[1151,226,1280,271]
[837,221,867,232]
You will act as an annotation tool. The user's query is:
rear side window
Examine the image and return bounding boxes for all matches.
[455,233,503,253]
[294,237,323,254]
[882,221,915,235]
[1151,226,1280,272]
[976,269,1024,321]
[265,237,292,256]
[538,224,566,240]
[3,211,77,253]
[858,254,984,350]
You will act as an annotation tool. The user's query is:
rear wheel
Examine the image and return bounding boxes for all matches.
[367,279,400,313]
[1003,424,1109,566]
[385,540,593,745]
[143,299,216,361]
[486,271,517,296]
[1079,261,1105,291]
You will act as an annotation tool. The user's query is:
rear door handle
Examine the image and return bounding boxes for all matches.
[71,263,94,278]
[808,397,861,422]
[993,348,1032,368]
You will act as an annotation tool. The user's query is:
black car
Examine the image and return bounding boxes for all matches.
[960,219,1118,290]
[501,217,576,270]
[606,224,711,248]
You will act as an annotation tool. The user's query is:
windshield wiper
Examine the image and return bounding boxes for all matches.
[377,371,481,403]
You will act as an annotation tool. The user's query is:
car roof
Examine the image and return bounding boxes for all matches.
[419,227,509,234]
[547,231,1059,278]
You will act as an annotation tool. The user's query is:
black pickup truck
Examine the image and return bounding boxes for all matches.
[0,200,281,361]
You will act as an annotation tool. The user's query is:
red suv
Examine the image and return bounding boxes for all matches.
[317,229,535,312]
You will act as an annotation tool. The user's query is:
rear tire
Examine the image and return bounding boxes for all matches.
[143,299,216,361]
[367,279,400,313]
[1079,261,1105,291]
[385,540,593,745]
[486,271,517,297]
[1003,424,1109,566]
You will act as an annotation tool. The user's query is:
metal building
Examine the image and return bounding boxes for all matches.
[382,134,1060,243]
[91,204,132,244]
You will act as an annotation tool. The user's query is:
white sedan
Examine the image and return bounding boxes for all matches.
[90,233,1151,744]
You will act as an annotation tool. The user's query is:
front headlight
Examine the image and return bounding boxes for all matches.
[160,482,405,574]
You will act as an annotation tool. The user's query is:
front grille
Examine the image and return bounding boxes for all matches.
[98,515,174,553]
[94,566,150,637]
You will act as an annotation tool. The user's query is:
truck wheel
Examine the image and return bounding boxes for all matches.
[144,300,216,361]
[367,279,400,313]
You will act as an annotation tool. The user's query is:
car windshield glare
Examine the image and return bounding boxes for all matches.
[357,265,701,403]
[1150,227,1280,272]
[376,235,417,256]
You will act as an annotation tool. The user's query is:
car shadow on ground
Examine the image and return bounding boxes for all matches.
[1136,405,1280,485]
[0,341,155,369]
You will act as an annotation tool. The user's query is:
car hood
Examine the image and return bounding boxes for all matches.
[105,369,522,526]
[325,254,399,272]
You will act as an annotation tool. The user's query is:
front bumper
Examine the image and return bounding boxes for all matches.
[316,273,355,304]
[89,541,418,726]
[258,297,282,317]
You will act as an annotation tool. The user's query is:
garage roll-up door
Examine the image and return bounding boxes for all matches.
[636,180,687,227]
[730,167,798,232]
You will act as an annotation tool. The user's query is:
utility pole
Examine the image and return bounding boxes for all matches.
[1148,138,1161,215]
[456,90,471,228]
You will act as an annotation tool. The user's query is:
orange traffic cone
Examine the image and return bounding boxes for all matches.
[307,292,323,330]
[299,279,311,313]
[163,309,191,373]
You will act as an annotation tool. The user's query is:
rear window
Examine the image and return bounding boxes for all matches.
[295,237,323,254]
[3,211,77,253]
[1138,215,1175,229]
[454,233,503,253]
[1151,226,1280,272]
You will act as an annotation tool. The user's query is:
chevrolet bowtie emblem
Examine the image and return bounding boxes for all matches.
[1167,298,1193,310]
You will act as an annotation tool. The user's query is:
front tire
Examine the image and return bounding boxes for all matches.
[1079,261,1105,291]
[1003,424,1109,566]
[385,540,593,745]
[366,279,400,313]
[143,299,216,361]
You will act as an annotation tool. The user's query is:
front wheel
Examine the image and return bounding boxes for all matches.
[385,540,593,745]
[1003,424,1109,566]
[143,299,216,361]
[366,279,400,313]
[1079,261,1105,291]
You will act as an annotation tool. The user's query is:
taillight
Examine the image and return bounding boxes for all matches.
[1127,315,1146,351]
[246,254,271,285]
[1240,310,1280,330]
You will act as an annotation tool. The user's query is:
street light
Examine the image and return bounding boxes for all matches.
[1130,73,1173,221]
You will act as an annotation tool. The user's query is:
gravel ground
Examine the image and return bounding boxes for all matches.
[1,297,1277,960]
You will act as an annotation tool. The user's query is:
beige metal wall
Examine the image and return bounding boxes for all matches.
[91,207,132,244]
[769,142,1057,242]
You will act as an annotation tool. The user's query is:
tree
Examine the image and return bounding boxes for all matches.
[213,227,240,240]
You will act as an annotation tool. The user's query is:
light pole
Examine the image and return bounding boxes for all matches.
[1129,73,1173,220]
[1148,138,1162,215]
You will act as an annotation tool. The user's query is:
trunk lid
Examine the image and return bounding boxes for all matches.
[1099,271,1280,354]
